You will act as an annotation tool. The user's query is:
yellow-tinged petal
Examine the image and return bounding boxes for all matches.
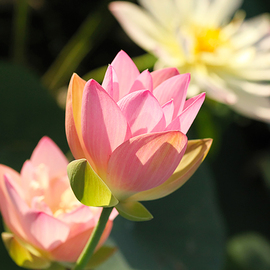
[70,73,86,139]
[127,139,212,202]
[2,232,50,269]
[66,73,86,159]
[67,159,119,207]
[66,73,98,170]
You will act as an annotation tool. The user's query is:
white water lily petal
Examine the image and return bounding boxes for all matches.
[227,79,270,97]
[206,0,243,27]
[235,52,270,69]
[194,71,237,104]
[232,88,270,122]
[109,2,167,51]
[139,0,178,30]
[192,0,211,25]
[222,10,246,37]
[231,14,270,49]
[227,47,256,68]
[258,35,270,51]
[233,68,270,81]
[174,0,193,23]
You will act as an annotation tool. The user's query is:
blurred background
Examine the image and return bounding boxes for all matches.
[1,0,270,269]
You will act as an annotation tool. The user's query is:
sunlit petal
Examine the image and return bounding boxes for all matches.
[107,131,187,200]
[82,79,131,176]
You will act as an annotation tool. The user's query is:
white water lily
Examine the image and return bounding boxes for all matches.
[110,0,270,122]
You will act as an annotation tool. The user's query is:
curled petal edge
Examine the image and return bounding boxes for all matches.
[127,138,213,202]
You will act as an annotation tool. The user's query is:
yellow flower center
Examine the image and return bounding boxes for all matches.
[194,27,223,54]
[176,24,232,68]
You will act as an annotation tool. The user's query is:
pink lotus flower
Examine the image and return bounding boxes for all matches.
[66,50,212,220]
[0,137,117,269]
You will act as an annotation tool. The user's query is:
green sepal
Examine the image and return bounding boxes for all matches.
[85,246,117,269]
[2,232,51,269]
[67,159,118,207]
[116,201,153,221]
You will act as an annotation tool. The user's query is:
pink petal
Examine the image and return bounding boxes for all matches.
[117,89,166,136]
[0,164,22,192]
[0,174,28,240]
[4,174,29,216]
[183,92,205,110]
[153,73,190,118]
[4,175,70,251]
[151,67,180,89]
[43,176,70,213]
[51,228,94,262]
[162,99,175,126]
[20,160,34,186]
[166,93,205,134]
[57,205,96,238]
[21,160,69,213]
[30,137,68,179]
[0,165,24,208]
[106,131,188,200]
[129,69,153,93]
[31,197,53,216]
[20,161,40,204]
[50,221,113,262]
[101,65,119,102]
[128,139,213,202]
[110,50,140,99]
[25,211,70,251]
[58,205,95,224]
[109,208,119,220]
[82,79,131,177]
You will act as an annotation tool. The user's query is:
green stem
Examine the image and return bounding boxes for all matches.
[72,207,113,270]
[12,0,29,64]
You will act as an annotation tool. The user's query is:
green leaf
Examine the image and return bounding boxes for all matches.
[116,201,153,222]
[226,233,270,270]
[85,246,117,269]
[67,159,118,207]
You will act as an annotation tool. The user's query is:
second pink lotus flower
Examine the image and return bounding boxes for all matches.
[66,50,212,220]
